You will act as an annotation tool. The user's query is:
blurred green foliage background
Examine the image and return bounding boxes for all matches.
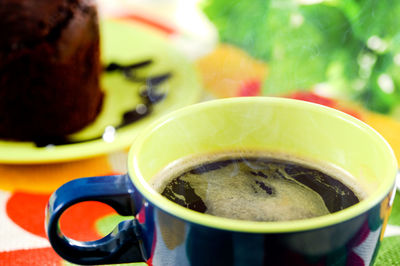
[202,0,400,115]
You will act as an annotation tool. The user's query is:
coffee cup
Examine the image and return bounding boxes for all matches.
[46,97,397,265]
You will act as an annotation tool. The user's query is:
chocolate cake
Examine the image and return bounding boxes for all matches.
[0,0,103,141]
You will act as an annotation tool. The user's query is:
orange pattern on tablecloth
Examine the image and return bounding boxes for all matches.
[0,156,112,193]
[364,112,400,165]
[196,43,268,98]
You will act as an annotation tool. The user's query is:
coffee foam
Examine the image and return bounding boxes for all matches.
[151,150,366,221]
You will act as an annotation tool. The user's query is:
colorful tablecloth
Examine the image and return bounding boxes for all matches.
[1,3,400,266]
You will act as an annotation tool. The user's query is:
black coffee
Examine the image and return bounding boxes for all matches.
[152,153,362,222]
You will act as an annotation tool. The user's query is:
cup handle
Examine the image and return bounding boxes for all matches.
[45,174,147,265]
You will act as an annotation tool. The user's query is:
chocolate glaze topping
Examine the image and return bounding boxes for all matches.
[33,60,169,147]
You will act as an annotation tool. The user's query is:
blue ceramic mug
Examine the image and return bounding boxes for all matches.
[46,97,398,265]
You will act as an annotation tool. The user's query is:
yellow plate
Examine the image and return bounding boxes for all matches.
[0,19,203,164]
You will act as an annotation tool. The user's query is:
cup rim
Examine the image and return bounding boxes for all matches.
[128,97,398,233]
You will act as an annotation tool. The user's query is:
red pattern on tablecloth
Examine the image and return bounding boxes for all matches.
[0,248,60,266]
[0,177,119,265]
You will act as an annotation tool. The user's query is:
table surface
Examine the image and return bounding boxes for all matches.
[1,5,400,266]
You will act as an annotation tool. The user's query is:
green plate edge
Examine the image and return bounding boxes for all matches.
[0,19,203,164]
